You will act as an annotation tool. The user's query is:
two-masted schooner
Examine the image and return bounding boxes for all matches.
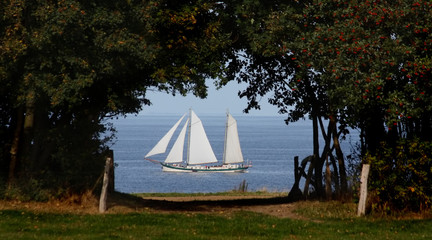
[145,109,251,172]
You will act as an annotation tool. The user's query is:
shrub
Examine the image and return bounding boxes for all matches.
[367,138,432,212]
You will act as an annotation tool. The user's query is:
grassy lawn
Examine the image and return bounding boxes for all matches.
[1,203,431,240]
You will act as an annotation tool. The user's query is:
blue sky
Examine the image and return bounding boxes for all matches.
[140,80,279,116]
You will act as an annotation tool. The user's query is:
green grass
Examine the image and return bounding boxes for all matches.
[1,207,431,239]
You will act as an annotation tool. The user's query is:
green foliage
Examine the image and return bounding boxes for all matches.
[227,0,432,136]
[368,138,432,212]
[0,0,234,198]
[1,178,52,202]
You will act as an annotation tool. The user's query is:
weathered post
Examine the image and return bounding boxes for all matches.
[294,156,299,184]
[288,156,303,201]
[99,154,113,213]
[357,164,370,216]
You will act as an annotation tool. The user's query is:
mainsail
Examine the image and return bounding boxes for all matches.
[145,113,185,158]
[223,113,244,164]
[187,110,218,165]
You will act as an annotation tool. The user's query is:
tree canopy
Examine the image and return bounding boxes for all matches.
[222,0,432,208]
[0,0,234,198]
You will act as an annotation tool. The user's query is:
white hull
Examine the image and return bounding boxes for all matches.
[161,163,249,173]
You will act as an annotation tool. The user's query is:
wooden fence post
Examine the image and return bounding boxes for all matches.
[294,156,299,184]
[288,156,303,201]
[99,154,113,213]
[357,164,370,216]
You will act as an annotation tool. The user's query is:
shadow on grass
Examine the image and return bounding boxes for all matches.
[107,191,290,213]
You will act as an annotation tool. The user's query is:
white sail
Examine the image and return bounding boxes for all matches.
[165,118,189,163]
[223,113,244,164]
[145,113,186,158]
[187,110,218,165]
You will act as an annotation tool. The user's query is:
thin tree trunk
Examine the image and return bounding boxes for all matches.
[8,107,24,186]
[317,116,334,199]
[363,107,386,155]
[330,115,348,194]
[313,115,323,197]
[22,92,36,172]
[329,153,340,197]
[304,115,321,198]
[325,156,332,200]
[303,156,315,198]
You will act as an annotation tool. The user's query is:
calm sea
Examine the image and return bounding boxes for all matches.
[110,114,358,193]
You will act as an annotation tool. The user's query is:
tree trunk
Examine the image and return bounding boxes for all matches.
[21,92,36,173]
[107,149,115,193]
[8,107,24,185]
[317,116,334,199]
[330,115,348,194]
[363,107,386,155]
[420,112,432,141]
[325,156,332,200]
[330,154,340,197]
[304,115,321,198]
[303,156,314,198]
[313,115,324,196]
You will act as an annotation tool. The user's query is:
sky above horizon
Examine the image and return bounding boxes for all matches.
[140,80,280,116]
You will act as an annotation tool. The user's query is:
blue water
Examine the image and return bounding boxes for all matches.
[110,114,358,193]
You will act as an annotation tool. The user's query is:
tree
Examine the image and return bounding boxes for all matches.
[0,0,233,198]
[291,0,432,149]
[222,0,432,202]
[219,0,350,198]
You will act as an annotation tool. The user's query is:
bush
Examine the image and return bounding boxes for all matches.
[367,138,432,212]
[0,120,113,201]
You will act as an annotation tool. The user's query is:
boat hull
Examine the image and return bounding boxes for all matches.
[161,163,249,173]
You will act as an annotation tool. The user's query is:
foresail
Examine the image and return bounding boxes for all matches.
[223,113,244,164]
[165,118,189,163]
[145,113,186,158]
[188,110,218,165]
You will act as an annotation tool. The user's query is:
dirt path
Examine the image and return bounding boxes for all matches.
[0,193,307,219]
[129,195,306,219]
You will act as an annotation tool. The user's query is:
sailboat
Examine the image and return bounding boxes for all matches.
[145,109,251,172]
